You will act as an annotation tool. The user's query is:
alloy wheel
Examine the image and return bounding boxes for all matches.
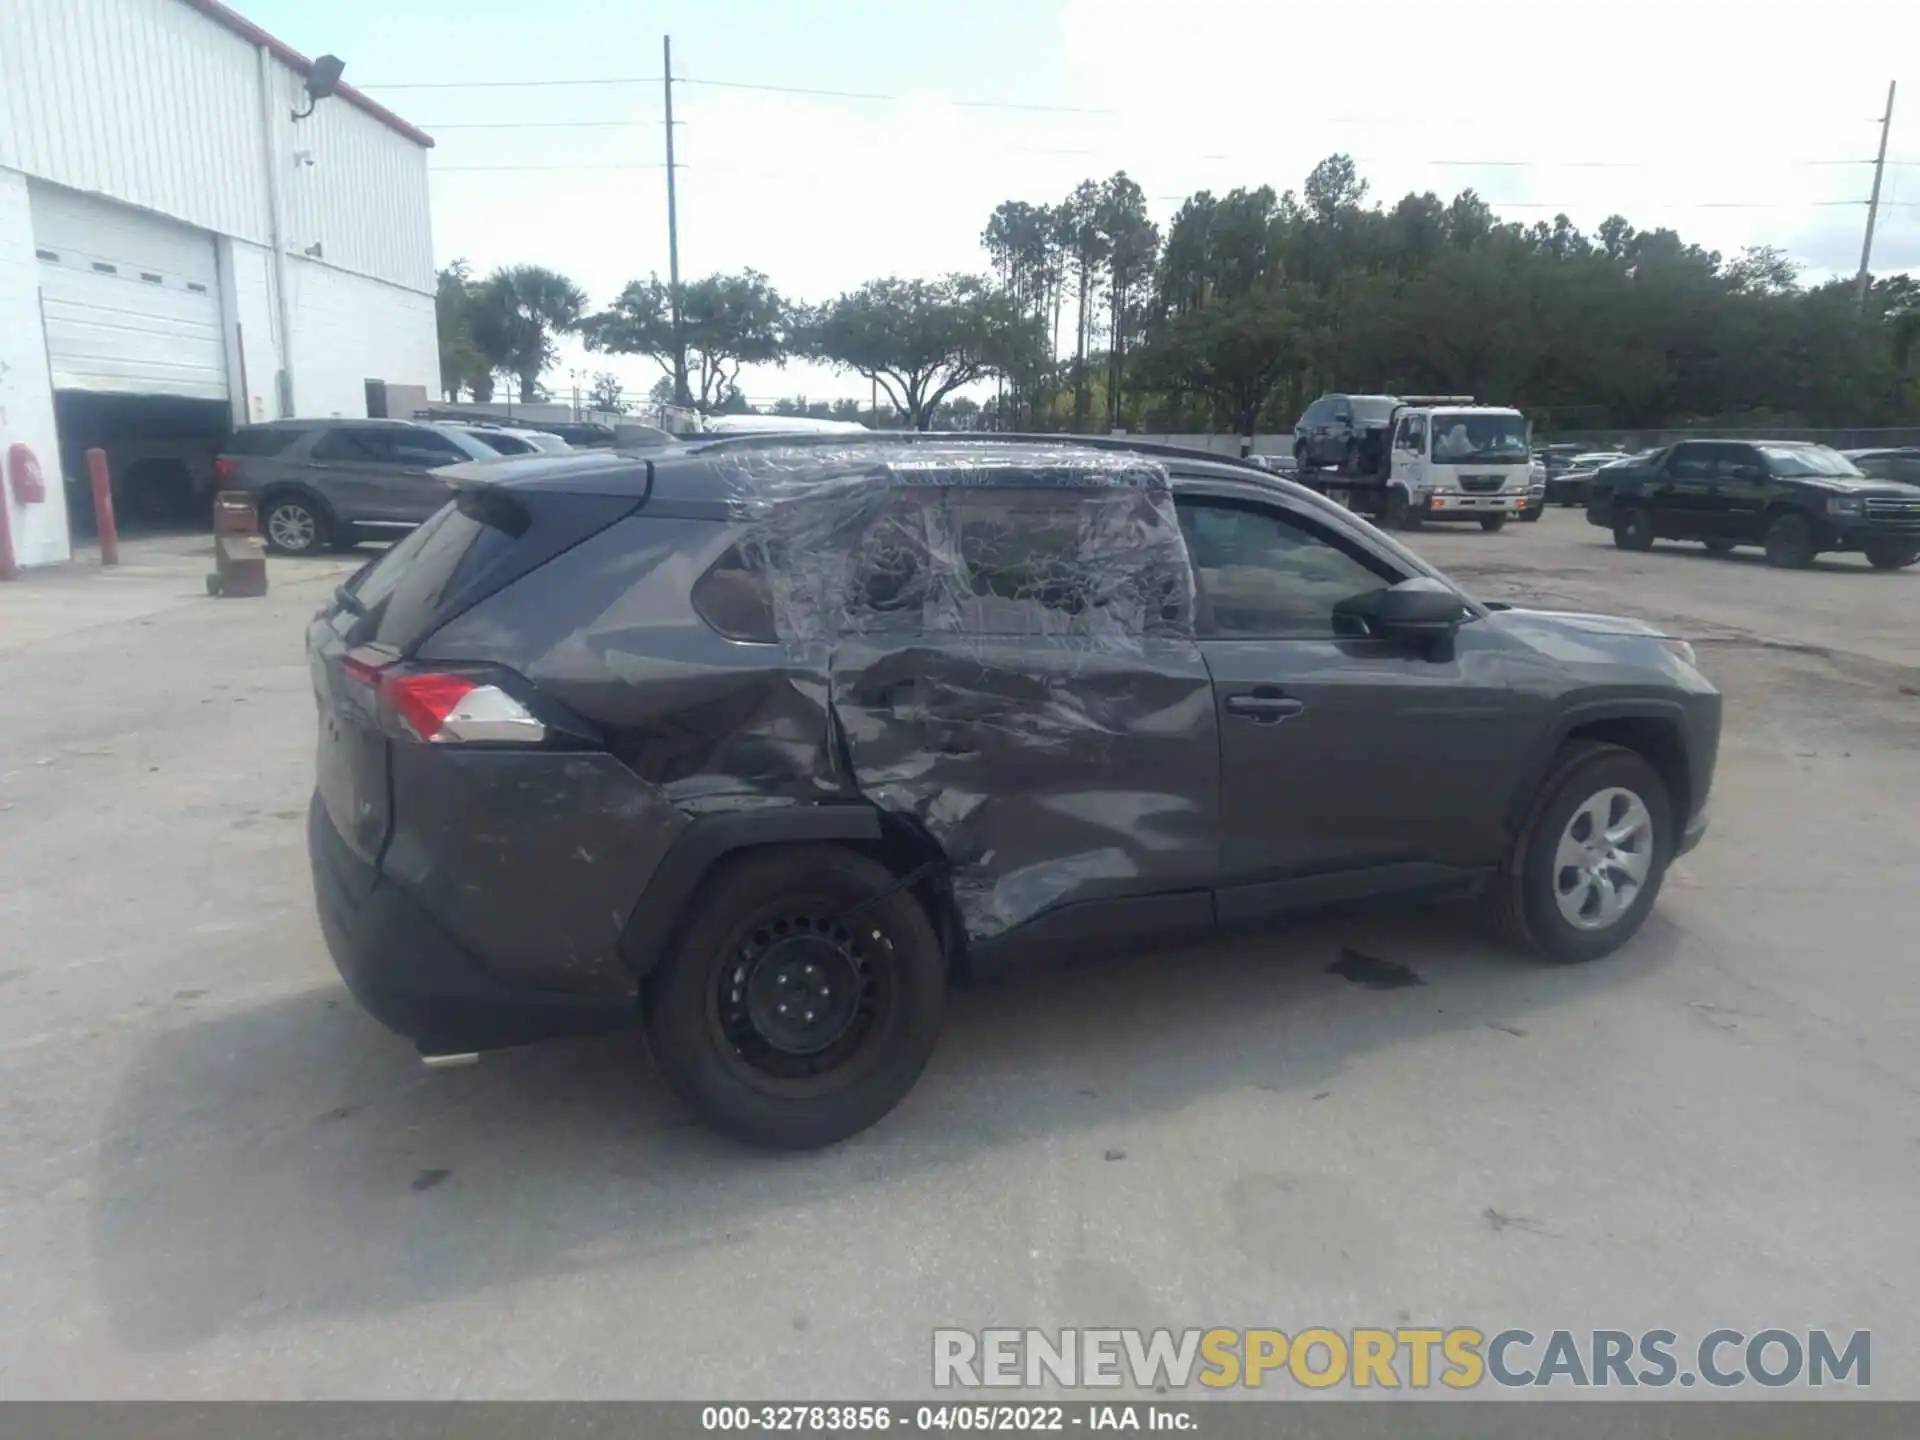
[1552,786,1655,931]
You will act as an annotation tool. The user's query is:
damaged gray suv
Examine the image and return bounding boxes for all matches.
[307,435,1719,1148]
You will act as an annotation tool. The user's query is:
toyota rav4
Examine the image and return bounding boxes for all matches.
[307,435,1720,1148]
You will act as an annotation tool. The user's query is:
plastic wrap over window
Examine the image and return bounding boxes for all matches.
[702,444,1221,942]
[708,444,1195,654]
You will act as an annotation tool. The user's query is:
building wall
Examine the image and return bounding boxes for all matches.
[0,0,439,564]
[286,258,439,420]
[264,66,435,295]
[0,170,71,566]
[0,0,269,247]
[0,0,434,296]
[218,236,280,426]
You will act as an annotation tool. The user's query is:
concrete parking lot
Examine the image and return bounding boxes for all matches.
[0,512,1914,1399]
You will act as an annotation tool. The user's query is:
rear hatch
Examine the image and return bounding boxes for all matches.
[306,463,648,867]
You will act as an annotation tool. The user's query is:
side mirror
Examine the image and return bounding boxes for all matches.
[1335,576,1467,641]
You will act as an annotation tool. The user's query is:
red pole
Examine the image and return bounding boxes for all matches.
[86,448,119,566]
[0,490,17,581]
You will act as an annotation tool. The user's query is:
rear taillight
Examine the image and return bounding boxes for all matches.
[384,673,547,744]
[213,457,239,479]
[340,648,545,745]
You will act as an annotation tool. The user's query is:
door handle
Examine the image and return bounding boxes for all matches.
[1225,693,1305,723]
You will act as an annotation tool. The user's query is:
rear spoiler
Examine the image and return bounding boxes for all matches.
[435,451,655,501]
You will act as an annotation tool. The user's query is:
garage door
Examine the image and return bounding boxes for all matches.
[28,182,228,400]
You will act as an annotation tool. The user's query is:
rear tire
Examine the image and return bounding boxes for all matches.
[1492,742,1673,964]
[261,493,329,556]
[1521,506,1542,523]
[1613,505,1654,551]
[1864,538,1919,570]
[1703,537,1736,555]
[643,846,946,1149]
[1763,512,1816,569]
[1480,515,1508,533]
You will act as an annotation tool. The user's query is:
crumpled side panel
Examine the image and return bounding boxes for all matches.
[422,514,849,809]
[832,637,1219,937]
[714,445,1222,940]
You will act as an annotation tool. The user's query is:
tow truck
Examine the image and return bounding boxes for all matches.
[1302,395,1534,532]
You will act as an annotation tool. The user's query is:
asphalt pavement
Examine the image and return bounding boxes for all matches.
[0,515,1913,1399]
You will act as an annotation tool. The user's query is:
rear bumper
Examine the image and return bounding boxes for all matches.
[308,794,635,1053]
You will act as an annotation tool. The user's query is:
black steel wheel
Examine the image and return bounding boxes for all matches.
[1864,538,1918,571]
[1763,512,1815,569]
[644,846,946,1148]
[1613,505,1654,551]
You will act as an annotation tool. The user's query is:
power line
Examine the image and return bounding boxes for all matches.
[423,160,1919,209]
[410,120,1920,173]
[364,72,1118,114]
[362,75,664,90]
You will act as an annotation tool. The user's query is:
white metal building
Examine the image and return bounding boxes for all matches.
[0,0,440,567]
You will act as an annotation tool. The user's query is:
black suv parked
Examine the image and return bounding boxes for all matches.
[1293,394,1401,473]
[308,435,1719,1147]
[1587,440,1920,569]
[216,419,507,556]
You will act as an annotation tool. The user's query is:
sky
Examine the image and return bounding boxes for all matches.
[241,0,1920,409]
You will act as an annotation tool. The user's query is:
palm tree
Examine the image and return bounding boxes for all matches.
[470,265,589,403]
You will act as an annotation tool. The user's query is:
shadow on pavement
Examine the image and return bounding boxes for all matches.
[89,903,1678,1350]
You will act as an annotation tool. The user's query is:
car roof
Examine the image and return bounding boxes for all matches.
[439,431,1314,505]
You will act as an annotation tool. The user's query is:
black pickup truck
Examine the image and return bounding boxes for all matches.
[1586,439,1920,570]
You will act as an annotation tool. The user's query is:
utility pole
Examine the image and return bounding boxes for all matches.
[663,35,690,406]
[1856,80,1897,314]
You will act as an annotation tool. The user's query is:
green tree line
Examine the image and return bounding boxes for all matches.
[436,154,1920,436]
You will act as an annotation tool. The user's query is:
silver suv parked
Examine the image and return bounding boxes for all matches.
[214,419,508,555]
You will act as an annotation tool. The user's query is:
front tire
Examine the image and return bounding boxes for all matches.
[643,846,946,1149]
[1385,488,1422,531]
[1613,505,1654,551]
[1480,515,1508,533]
[1864,538,1919,570]
[1763,512,1816,569]
[1493,742,1673,963]
[261,493,329,556]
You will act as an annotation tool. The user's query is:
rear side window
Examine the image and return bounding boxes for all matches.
[692,544,781,643]
[692,483,1189,643]
[224,425,310,456]
[1668,445,1711,480]
[311,427,393,462]
[345,503,518,650]
[952,491,1097,623]
[392,428,472,465]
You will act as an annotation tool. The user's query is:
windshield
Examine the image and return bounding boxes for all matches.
[1428,413,1529,464]
[1759,445,1863,479]
[1350,397,1399,423]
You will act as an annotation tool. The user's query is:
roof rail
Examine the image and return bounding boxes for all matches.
[1396,395,1478,406]
[678,428,1277,473]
